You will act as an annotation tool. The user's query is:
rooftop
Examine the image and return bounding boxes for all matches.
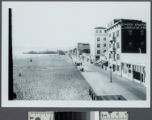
[77,42,90,45]
[113,19,145,24]
[94,27,106,29]
[107,19,146,30]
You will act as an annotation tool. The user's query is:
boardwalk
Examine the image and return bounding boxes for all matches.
[81,61,146,100]
[13,54,91,100]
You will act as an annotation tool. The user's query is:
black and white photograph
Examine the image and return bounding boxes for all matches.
[1,1,151,107]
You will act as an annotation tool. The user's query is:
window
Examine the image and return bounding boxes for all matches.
[128,30,133,36]
[137,66,140,72]
[109,34,111,37]
[128,64,131,68]
[117,65,119,71]
[117,54,120,60]
[96,30,98,33]
[132,65,134,70]
[113,54,116,60]
[97,37,100,41]
[97,50,100,54]
[128,42,133,47]
[109,44,111,48]
[117,42,120,48]
[140,30,144,36]
[97,44,100,48]
[113,32,115,37]
[113,65,116,71]
[103,44,106,47]
[100,30,102,33]
[104,37,106,41]
[109,54,111,59]
[113,43,116,49]
[116,30,119,37]
[140,41,144,45]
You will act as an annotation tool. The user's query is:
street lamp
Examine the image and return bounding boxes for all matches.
[109,66,113,83]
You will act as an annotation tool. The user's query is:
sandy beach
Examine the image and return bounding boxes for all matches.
[13,54,91,100]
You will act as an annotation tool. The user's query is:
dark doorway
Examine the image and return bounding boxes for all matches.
[133,71,143,82]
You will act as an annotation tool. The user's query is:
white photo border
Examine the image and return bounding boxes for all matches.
[1,1,151,108]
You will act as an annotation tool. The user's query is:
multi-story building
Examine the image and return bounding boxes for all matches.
[94,27,108,61]
[106,19,146,85]
[106,19,122,75]
[77,43,90,55]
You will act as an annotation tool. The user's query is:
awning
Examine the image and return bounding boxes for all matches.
[103,61,108,66]
[96,60,108,66]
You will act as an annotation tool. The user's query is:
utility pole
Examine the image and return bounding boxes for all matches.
[9,8,16,100]
[109,66,112,83]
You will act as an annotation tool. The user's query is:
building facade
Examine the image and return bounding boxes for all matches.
[77,43,90,55]
[106,19,122,76]
[94,27,108,61]
[76,43,91,61]
[106,19,146,85]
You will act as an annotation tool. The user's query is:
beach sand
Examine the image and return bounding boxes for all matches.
[13,54,91,100]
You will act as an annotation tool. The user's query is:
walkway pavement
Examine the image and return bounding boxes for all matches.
[80,61,146,100]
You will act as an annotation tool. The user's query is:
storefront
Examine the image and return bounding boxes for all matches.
[122,62,146,84]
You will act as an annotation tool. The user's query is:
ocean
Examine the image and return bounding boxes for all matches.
[13,53,58,59]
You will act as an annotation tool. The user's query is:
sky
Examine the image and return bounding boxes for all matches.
[2,1,150,55]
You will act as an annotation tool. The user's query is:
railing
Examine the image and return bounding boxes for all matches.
[89,87,127,100]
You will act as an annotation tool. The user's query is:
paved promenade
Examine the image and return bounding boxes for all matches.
[80,61,146,100]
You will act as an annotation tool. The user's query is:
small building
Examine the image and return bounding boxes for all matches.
[76,43,90,62]
[77,43,90,55]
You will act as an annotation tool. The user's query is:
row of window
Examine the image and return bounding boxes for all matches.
[96,50,107,54]
[112,64,145,72]
[122,63,145,74]
[108,29,145,38]
[133,65,145,73]
[111,65,120,72]
[97,37,106,41]
[109,30,120,38]
[109,42,120,48]
[97,44,106,48]
[96,29,106,33]
[109,53,120,60]
[128,30,145,36]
